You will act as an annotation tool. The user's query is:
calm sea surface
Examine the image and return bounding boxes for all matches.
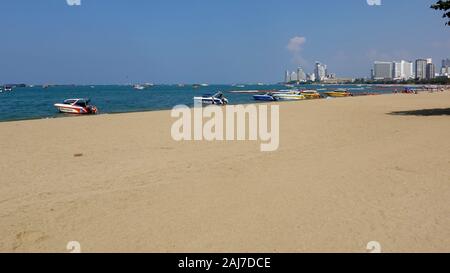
[0,84,396,122]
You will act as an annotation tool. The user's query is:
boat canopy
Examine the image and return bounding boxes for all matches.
[63,98,91,106]
[202,92,223,98]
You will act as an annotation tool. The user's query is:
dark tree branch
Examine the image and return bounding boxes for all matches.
[431,0,450,25]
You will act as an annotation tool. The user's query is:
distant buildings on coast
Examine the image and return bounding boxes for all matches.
[284,57,450,84]
[284,61,350,84]
[372,58,450,81]
[441,58,450,77]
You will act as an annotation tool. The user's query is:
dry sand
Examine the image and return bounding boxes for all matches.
[0,91,449,253]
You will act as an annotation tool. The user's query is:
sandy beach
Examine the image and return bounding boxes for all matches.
[1,90,449,253]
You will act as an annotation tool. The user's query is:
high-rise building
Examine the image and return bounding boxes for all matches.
[314,62,327,82]
[290,72,298,82]
[442,58,450,69]
[392,60,414,80]
[297,67,307,82]
[392,62,402,80]
[285,70,290,83]
[307,73,316,82]
[373,61,393,80]
[426,63,436,80]
[402,61,414,80]
[415,59,428,80]
[441,58,450,77]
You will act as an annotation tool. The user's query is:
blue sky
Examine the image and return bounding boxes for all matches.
[0,0,448,84]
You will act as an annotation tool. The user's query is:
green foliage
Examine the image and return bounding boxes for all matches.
[431,0,450,26]
[353,77,450,85]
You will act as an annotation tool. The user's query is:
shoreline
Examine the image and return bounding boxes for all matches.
[1,86,449,124]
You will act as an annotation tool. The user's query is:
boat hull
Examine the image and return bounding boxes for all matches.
[273,94,306,101]
[193,98,228,105]
[253,95,277,101]
[301,93,321,99]
[324,92,352,97]
[54,104,96,114]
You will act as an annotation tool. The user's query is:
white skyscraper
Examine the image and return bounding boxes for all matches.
[297,67,307,82]
[392,60,414,80]
[392,62,402,80]
[402,61,414,79]
[285,70,290,83]
[314,62,327,82]
[290,72,297,82]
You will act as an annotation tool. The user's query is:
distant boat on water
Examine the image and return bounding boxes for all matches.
[192,83,209,88]
[3,86,13,92]
[133,84,145,90]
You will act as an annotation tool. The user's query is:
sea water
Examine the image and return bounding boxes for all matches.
[0,84,393,122]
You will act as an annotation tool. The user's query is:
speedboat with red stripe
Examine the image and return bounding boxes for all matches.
[54,98,98,114]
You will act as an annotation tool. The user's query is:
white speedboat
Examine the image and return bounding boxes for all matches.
[253,93,278,101]
[3,86,12,92]
[194,92,229,105]
[54,98,98,114]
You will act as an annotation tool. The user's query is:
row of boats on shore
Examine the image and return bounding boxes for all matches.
[52,89,354,114]
[253,89,352,101]
[192,89,353,105]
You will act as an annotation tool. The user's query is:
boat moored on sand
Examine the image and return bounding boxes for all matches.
[301,90,321,99]
[253,93,278,101]
[54,98,98,114]
[324,89,352,97]
[194,92,229,105]
[273,91,306,101]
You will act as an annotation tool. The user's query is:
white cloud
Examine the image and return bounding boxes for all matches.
[287,36,306,53]
[66,0,81,6]
[286,36,308,66]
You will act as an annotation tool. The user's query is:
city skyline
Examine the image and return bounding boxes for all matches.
[0,0,449,84]
[284,56,449,83]
[371,57,450,82]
